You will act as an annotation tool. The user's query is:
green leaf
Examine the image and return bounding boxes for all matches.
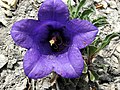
[82,61,88,74]
[67,0,76,19]
[79,7,94,20]
[74,0,86,18]
[88,45,97,57]
[95,33,120,53]
[92,16,108,27]
[91,70,99,80]
[67,0,72,12]
[85,45,97,58]
[89,71,95,82]
[92,16,107,23]
[92,36,102,47]
[86,33,120,57]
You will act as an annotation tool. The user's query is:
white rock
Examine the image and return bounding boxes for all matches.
[116,44,120,53]
[93,0,102,3]
[30,10,36,17]
[101,1,108,9]
[110,83,115,90]
[117,83,120,90]
[104,7,114,14]
[16,78,27,90]
[62,0,75,5]
[36,0,43,4]
[111,55,119,70]
[111,55,118,64]
[39,0,71,5]
[0,54,8,69]
[42,78,51,89]
[108,1,117,9]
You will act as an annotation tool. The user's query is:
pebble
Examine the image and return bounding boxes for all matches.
[110,55,119,71]
[0,7,8,26]
[93,0,102,3]
[0,0,120,90]
[111,55,118,64]
[16,78,27,90]
[42,78,51,89]
[101,1,108,9]
[99,74,112,82]
[0,54,8,69]
[36,0,43,4]
[109,83,115,90]
[116,44,120,53]
[62,0,75,5]
[0,70,7,77]
[29,10,36,17]
[97,69,104,75]
[116,83,120,90]
[107,1,117,9]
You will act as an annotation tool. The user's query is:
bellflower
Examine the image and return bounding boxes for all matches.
[11,0,98,79]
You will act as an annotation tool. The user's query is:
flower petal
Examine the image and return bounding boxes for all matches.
[66,19,98,49]
[11,19,41,49]
[38,0,69,23]
[53,46,84,78]
[23,48,53,79]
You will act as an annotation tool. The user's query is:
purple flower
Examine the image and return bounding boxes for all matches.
[11,0,98,79]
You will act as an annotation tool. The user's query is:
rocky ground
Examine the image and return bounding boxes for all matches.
[0,0,120,90]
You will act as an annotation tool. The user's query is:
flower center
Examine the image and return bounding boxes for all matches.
[49,36,57,46]
[49,32,65,52]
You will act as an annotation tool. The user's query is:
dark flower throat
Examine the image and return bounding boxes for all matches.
[49,32,66,52]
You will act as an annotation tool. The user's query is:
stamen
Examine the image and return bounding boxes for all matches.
[49,39,55,46]
[49,37,56,46]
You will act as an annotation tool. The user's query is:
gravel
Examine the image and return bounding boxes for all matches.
[0,0,120,90]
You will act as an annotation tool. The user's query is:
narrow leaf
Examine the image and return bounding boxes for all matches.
[92,16,108,27]
[91,70,99,80]
[82,61,88,74]
[79,7,94,20]
[89,71,95,82]
[92,36,102,47]
[88,45,97,57]
[74,0,86,18]
[95,33,120,53]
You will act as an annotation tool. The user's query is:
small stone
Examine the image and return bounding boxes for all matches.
[0,70,7,77]
[36,0,43,4]
[7,62,13,69]
[110,83,115,90]
[101,1,108,9]
[111,55,118,64]
[42,78,51,89]
[116,83,120,90]
[114,77,120,83]
[93,0,102,3]
[29,10,36,17]
[99,74,112,82]
[111,55,119,69]
[62,0,75,5]
[108,1,117,9]
[98,69,104,75]
[4,10,13,17]
[16,78,27,90]
[116,45,120,53]
[0,54,8,69]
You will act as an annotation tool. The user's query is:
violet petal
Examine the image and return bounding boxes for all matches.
[11,19,41,49]
[53,46,84,78]
[66,19,98,49]
[23,48,53,79]
[38,0,69,23]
